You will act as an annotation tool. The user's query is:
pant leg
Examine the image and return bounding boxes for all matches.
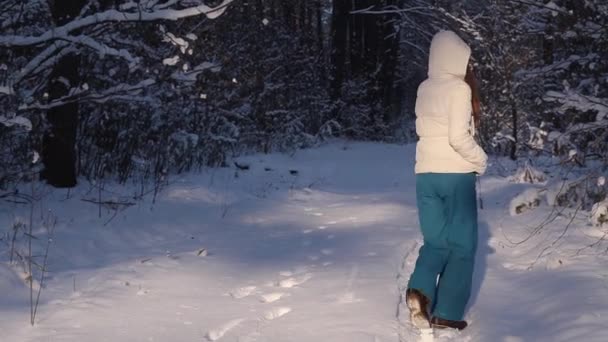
[408,173,450,303]
[432,173,478,321]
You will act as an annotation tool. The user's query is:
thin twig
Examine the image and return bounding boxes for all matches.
[528,203,582,270]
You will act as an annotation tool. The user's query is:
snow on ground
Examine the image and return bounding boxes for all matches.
[1,141,607,341]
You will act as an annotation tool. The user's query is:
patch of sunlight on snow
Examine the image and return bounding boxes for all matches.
[241,201,407,229]
[164,187,235,204]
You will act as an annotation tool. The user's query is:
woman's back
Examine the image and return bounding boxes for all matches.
[414,31,487,175]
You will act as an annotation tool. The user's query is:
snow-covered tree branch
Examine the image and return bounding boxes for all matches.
[0,0,234,108]
[0,1,232,47]
[18,78,157,111]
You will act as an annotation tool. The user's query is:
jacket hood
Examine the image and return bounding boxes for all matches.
[428,30,471,79]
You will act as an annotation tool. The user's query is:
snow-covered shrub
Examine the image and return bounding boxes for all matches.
[509,188,542,216]
[0,113,36,188]
[546,176,606,210]
[491,131,516,157]
[509,162,547,184]
[546,179,581,208]
[590,200,608,228]
[336,77,390,140]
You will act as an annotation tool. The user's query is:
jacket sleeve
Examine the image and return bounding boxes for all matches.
[447,83,488,174]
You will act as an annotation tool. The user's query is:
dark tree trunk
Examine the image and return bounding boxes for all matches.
[255,0,264,20]
[268,0,277,19]
[316,0,323,54]
[298,0,305,32]
[330,0,349,101]
[42,0,86,188]
[510,102,518,160]
[362,0,379,74]
[306,1,313,38]
[377,0,400,121]
[282,0,293,30]
[349,1,364,74]
[507,76,518,160]
[543,17,554,66]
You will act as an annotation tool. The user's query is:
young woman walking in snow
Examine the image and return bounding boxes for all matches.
[406,30,487,331]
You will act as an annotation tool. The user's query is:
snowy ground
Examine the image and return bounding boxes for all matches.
[1,141,607,342]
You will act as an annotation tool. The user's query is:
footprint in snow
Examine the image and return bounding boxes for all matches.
[279,271,293,277]
[336,292,362,304]
[179,304,199,310]
[263,307,292,320]
[502,262,528,271]
[321,249,334,255]
[230,286,257,299]
[434,329,472,342]
[278,273,312,288]
[237,333,260,342]
[279,266,309,277]
[259,292,287,303]
[206,319,245,341]
[292,265,310,274]
[504,337,525,342]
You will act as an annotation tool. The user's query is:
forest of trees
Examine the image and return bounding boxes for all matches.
[0,0,606,200]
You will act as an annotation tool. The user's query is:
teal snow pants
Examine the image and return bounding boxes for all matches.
[408,173,478,321]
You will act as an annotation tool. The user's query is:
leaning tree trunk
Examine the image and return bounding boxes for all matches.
[42,0,87,188]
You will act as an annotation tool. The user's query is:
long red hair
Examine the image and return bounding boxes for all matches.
[465,64,481,130]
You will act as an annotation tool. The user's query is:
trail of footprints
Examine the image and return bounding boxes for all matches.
[206,268,312,341]
[206,205,345,341]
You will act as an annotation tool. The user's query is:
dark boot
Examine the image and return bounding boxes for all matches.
[405,288,431,328]
[430,316,468,330]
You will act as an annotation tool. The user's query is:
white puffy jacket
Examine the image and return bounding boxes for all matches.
[415,30,488,175]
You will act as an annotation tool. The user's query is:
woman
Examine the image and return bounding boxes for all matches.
[406,30,487,331]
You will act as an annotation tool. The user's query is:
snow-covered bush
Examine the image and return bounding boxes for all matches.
[520,1,608,165]
[335,77,391,141]
[439,0,608,165]
[509,162,547,184]
[546,180,576,208]
[590,200,608,228]
[509,188,542,216]
[0,114,35,188]
[546,176,607,210]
